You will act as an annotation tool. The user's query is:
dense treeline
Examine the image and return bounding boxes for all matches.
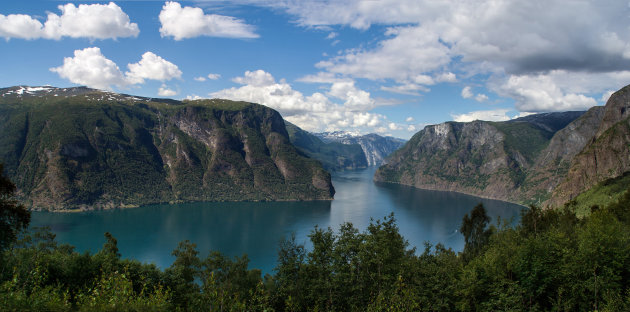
[1,173,630,310]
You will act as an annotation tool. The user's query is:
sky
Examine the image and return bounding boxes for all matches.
[2,1,630,139]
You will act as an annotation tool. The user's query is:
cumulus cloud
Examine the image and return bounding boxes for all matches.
[256,0,630,113]
[211,69,389,133]
[126,52,182,84]
[451,109,512,122]
[462,86,489,102]
[51,47,182,93]
[405,116,415,122]
[194,76,207,82]
[317,26,450,81]
[328,81,375,110]
[207,73,221,80]
[0,2,138,40]
[158,85,178,97]
[461,86,473,99]
[159,1,258,40]
[493,72,601,112]
[475,93,488,102]
[50,47,127,90]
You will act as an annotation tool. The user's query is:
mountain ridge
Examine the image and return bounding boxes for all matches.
[374,102,623,206]
[0,86,334,211]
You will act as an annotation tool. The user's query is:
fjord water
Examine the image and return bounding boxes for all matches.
[31,167,523,273]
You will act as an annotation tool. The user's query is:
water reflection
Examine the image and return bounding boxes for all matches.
[374,181,523,251]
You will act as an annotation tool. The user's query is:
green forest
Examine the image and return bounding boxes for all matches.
[1,163,630,311]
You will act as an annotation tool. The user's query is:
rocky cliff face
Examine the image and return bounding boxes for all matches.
[548,86,630,207]
[285,123,367,171]
[0,86,334,211]
[315,132,406,166]
[375,111,587,205]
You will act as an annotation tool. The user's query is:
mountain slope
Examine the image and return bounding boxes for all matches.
[285,122,367,171]
[315,132,406,166]
[374,111,586,204]
[548,85,630,207]
[0,86,334,210]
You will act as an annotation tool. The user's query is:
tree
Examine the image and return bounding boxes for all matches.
[460,203,492,262]
[0,164,30,251]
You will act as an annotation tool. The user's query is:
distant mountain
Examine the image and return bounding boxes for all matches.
[0,86,334,211]
[374,109,590,205]
[315,131,406,166]
[285,123,367,171]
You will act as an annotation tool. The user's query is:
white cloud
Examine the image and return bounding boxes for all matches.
[159,1,258,40]
[435,72,457,83]
[388,122,402,130]
[493,72,600,112]
[126,52,182,84]
[461,86,473,99]
[462,86,489,102]
[232,69,276,86]
[49,47,127,90]
[405,116,415,122]
[451,109,512,122]
[407,124,417,132]
[207,73,221,80]
[51,47,183,93]
[258,0,630,113]
[0,2,138,40]
[158,85,178,97]
[326,32,338,39]
[328,81,375,110]
[211,69,389,133]
[316,26,450,81]
[475,93,488,102]
[195,73,221,81]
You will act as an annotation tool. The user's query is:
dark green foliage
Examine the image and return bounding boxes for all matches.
[491,121,554,163]
[460,203,492,262]
[0,164,30,251]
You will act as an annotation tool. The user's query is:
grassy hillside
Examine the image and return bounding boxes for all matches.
[565,171,630,217]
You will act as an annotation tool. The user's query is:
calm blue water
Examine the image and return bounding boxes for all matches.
[31,167,524,273]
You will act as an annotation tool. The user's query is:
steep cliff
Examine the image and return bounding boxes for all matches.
[548,86,630,207]
[375,111,586,204]
[0,86,334,211]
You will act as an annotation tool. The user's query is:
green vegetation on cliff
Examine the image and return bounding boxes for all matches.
[565,171,630,218]
[0,86,334,210]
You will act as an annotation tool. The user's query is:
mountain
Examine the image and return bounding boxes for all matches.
[285,122,368,171]
[0,86,334,211]
[315,131,406,166]
[374,110,588,205]
[547,85,630,207]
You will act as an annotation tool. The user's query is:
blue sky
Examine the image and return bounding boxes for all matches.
[2,1,630,139]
